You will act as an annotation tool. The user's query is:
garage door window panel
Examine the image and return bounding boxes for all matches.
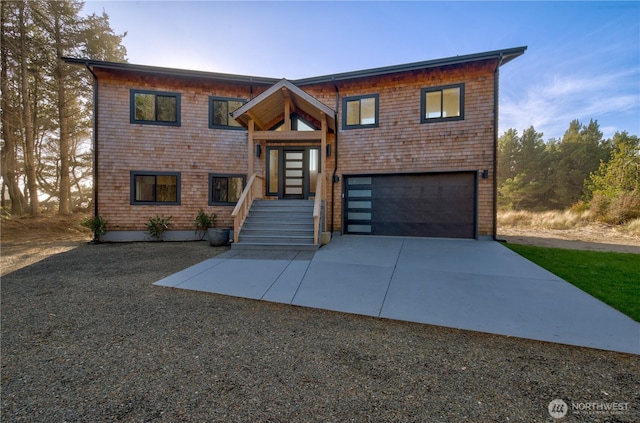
[345,177,373,233]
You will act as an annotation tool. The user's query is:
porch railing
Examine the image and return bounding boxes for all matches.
[313,173,324,245]
[231,173,264,243]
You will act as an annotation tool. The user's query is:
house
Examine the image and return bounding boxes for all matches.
[64,46,526,247]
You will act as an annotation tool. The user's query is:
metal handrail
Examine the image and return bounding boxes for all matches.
[231,173,264,243]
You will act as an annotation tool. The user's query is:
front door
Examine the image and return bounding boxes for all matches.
[283,150,305,198]
[267,147,320,199]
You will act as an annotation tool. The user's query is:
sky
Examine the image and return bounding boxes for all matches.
[80,1,640,141]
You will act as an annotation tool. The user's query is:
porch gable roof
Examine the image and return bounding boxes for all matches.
[230,79,336,132]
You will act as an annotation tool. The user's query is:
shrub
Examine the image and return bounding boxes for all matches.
[591,189,640,225]
[194,209,216,240]
[80,215,107,242]
[569,200,590,213]
[146,215,172,241]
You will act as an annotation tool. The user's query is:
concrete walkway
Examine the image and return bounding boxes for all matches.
[154,235,640,355]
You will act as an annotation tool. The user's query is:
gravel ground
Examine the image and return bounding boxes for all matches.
[1,241,639,422]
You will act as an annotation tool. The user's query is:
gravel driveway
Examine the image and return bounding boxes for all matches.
[2,241,638,422]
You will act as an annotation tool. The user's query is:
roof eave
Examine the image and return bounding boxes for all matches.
[292,46,527,86]
[62,45,527,89]
[61,57,280,85]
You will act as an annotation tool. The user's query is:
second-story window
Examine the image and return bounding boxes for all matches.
[421,83,464,123]
[130,89,180,126]
[210,97,245,129]
[342,94,379,129]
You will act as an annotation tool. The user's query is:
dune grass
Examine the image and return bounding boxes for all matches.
[505,244,640,322]
[498,209,640,236]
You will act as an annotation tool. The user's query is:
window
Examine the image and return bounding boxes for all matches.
[421,84,464,123]
[130,171,180,205]
[209,174,245,205]
[130,90,180,126]
[209,97,245,129]
[342,94,379,129]
[271,114,319,131]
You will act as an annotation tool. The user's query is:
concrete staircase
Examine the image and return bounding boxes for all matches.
[232,200,318,250]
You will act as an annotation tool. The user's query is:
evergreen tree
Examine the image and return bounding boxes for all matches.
[587,132,640,223]
[0,0,126,216]
[552,119,611,208]
[497,126,551,209]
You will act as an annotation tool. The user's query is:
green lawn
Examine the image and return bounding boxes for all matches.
[505,244,640,322]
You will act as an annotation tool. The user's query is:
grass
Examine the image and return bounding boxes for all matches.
[498,209,591,229]
[505,244,640,322]
[498,209,640,235]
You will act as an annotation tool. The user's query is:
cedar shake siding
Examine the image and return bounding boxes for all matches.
[64,46,525,242]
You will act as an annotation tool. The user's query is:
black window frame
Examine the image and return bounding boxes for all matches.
[209,173,246,205]
[269,113,320,131]
[209,96,246,130]
[342,94,379,130]
[420,83,465,124]
[130,89,181,126]
[130,171,181,205]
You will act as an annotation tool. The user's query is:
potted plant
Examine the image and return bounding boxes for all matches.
[206,214,231,247]
[193,209,216,241]
[146,215,172,241]
[81,215,107,243]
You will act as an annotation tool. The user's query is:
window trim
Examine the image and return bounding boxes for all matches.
[208,173,247,205]
[130,89,181,126]
[130,171,181,205]
[209,96,246,130]
[420,83,465,124]
[342,94,379,130]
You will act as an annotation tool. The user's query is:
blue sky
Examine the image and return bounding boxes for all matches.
[81,1,639,141]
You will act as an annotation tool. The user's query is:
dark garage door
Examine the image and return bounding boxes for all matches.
[344,172,476,238]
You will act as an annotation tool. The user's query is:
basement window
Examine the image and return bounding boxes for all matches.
[131,171,180,205]
[209,174,245,205]
[342,94,379,129]
[209,97,246,129]
[421,84,464,123]
[130,90,180,126]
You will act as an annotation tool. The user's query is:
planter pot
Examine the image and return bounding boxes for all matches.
[207,228,230,246]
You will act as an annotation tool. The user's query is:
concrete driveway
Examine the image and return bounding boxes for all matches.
[154,235,639,354]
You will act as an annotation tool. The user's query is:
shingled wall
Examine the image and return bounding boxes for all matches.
[94,58,498,238]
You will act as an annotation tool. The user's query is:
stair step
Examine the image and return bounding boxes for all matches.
[243,223,313,230]
[235,199,318,250]
[239,235,314,243]
[248,212,312,219]
[241,229,314,236]
[232,242,319,251]
[253,200,312,206]
[245,215,313,221]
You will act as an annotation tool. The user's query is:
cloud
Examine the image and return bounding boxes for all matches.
[500,68,639,140]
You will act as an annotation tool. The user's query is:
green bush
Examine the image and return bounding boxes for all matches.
[193,209,216,240]
[81,215,107,242]
[146,215,172,241]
